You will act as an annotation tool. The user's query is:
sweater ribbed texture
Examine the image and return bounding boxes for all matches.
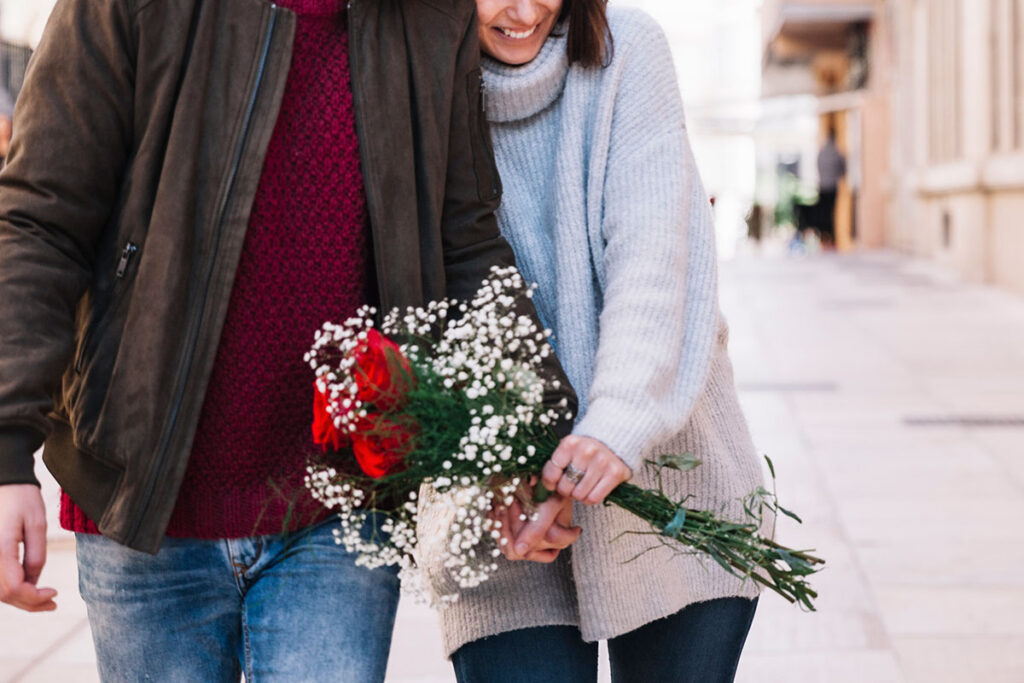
[61,0,366,539]
[424,8,768,654]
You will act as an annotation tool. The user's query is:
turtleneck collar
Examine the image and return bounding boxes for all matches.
[482,27,569,123]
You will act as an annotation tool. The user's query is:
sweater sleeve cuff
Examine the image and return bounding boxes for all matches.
[0,427,45,487]
[572,399,661,472]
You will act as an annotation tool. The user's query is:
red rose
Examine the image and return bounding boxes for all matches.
[353,329,413,412]
[351,416,415,479]
[312,381,349,452]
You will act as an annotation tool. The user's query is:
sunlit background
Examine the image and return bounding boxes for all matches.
[2,1,1023,681]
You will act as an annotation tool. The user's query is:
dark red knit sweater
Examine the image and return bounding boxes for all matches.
[61,0,368,538]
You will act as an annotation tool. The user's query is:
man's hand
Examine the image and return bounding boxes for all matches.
[494,488,580,563]
[542,435,632,506]
[0,485,56,612]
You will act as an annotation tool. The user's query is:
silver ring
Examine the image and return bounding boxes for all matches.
[564,463,585,485]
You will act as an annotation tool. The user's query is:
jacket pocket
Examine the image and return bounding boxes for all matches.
[466,68,501,201]
[74,240,139,374]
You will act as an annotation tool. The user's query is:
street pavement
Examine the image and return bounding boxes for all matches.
[2,247,1024,682]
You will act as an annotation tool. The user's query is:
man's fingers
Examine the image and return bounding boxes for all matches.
[0,536,24,603]
[22,517,47,586]
[0,538,56,611]
[506,499,526,539]
[555,499,574,528]
[495,507,520,560]
[5,584,57,612]
[513,517,553,557]
[523,549,560,564]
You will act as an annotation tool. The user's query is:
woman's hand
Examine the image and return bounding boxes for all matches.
[542,435,632,506]
[493,485,579,563]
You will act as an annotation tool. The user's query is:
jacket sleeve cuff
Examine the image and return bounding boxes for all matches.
[0,427,45,487]
[572,399,661,473]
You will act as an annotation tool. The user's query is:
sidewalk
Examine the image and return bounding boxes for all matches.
[3,249,1024,682]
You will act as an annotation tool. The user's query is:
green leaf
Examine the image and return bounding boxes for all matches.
[764,454,776,478]
[777,505,803,524]
[656,453,702,472]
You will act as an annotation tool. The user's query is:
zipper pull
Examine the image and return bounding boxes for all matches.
[116,242,138,279]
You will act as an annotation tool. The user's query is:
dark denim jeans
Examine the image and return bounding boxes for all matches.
[76,515,400,682]
[452,597,758,683]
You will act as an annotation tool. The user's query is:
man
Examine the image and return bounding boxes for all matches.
[816,126,847,248]
[0,0,574,679]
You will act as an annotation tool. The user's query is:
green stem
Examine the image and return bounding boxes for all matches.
[605,482,824,610]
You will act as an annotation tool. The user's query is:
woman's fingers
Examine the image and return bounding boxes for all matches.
[556,449,596,498]
[541,440,574,490]
[570,459,603,502]
[545,436,632,502]
[583,468,629,506]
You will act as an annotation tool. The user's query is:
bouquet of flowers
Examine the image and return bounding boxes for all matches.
[304,267,824,609]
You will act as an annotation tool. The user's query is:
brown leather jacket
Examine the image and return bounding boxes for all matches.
[0,0,576,553]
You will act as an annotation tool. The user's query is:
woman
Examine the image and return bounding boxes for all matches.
[426,1,768,681]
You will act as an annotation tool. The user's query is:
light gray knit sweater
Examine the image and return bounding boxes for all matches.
[423,7,767,655]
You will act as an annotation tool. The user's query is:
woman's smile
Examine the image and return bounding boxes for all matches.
[477,0,563,65]
[495,24,539,40]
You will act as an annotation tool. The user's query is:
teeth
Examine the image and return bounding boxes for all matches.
[500,25,537,39]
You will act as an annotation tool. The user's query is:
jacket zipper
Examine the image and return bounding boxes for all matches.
[115,242,138,278]
[75,241,139,374]
[125,4,280,545]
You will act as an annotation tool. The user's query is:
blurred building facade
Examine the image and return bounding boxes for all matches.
[761,0,889,252]
[0,0,56,98]
[887,0,1024,296]
[763,0,1024,296]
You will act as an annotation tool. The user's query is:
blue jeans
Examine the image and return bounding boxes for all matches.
[452,597,758,683]
[76,515,400,682]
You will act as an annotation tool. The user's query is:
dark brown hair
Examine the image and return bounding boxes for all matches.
[559,0,614,67]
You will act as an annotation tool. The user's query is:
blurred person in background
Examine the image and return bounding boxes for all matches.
[0,0,572,681]
[420,0,766,680]
[816,126,846,249]
[0,85,12,162]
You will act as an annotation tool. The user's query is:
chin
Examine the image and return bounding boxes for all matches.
[490,46,544,66]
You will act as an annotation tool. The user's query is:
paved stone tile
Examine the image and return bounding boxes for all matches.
[386,600,452,682]
[874,586,1024,638]
[893,637,1024,683]
[736,650,905,682]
